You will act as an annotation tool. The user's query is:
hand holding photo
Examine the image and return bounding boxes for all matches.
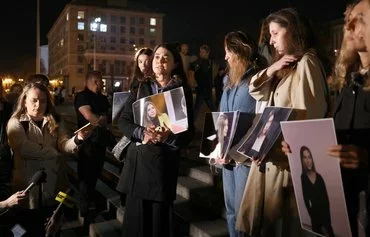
[74,122,94,134]
[280,118,351,237]
[132,87,188,134]
[237,106,292,162]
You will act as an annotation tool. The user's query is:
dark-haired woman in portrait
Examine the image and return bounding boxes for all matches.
[300,146,334,236]
[117,43,194,237]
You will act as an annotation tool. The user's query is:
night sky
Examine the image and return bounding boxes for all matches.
[0,0,349,74]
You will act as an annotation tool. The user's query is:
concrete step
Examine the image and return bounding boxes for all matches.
[89,219,121,237]
[176,176,212,200]
[188,165,215,186]
[189,219,229,237]
[65,159,121,212]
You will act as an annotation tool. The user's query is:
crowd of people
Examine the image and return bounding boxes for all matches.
[2,1,370,237]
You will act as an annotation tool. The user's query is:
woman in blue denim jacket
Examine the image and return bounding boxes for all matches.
[214,31,267,237]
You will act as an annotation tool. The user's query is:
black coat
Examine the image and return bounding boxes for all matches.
[116,79,194,202]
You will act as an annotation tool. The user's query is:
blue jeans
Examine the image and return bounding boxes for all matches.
[223,164,250,237]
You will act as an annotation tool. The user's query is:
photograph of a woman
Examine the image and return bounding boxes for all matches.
[143,100,172,132]
[300,146,334,237]
[249,110,275,157]
[200,112,234,160]
[237,107,291,161]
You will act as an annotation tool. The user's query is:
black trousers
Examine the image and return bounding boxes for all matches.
[122,194,173,237]
[77,143,106,215]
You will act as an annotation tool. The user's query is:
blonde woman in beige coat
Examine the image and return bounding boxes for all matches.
[236,8,329,237]
[6,83,87,235]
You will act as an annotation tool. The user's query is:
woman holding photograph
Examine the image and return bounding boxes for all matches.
[284,2,370,236]
[117,43,194,237]
[143,100,171,132]
[210,31,266,237]
[300,146,334,236]
[236,8,329,236]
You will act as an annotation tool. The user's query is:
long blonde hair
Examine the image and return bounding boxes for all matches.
[332,1,365,92]
[12,83,59,136]
[224,31,266,88]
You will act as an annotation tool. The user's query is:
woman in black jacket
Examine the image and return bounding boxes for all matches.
[117,43,194,237]
[300,146,334,236]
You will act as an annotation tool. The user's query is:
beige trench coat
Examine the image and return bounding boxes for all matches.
[7,114,78,209]
[236,50,328,236]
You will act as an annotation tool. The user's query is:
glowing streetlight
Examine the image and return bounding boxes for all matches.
[90,17,101,70]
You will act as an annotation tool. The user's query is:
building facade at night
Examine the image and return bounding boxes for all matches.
[47,0,163,94]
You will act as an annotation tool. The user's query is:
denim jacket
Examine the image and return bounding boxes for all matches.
[220,67,256,151]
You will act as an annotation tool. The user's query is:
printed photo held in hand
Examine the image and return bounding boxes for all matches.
[112,92,130,123]
[237,106,292,161]
[199,111,239,160]
[132,87,188,134]
[280,118,351,237]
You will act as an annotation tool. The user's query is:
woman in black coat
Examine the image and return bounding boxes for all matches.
[117,43,194,237]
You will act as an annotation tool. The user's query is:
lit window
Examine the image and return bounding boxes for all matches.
[77,22,85,30]
[77,11,85,20]
[149,28,156,36]
[60,38,64,46]
[66,13,69,21]
[90,22,97,31]
[100,24,107,32]
[150,18,156,26]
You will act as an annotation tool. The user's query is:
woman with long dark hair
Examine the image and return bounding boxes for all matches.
[117,43,194,237]
[300,146,334,236]
[237,8,329,236]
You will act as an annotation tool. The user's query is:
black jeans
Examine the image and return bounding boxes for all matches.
[77,143,106,216]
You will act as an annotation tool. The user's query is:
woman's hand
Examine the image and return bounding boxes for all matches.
[328,144,368,169]
[210,155,230,165]
[142,125,157,144]
[281,141,292,156]
[4,191,27,208]
[154,123,171,143]
[77,130,90,140]
[45,210,63,237]
[266,55,298,77]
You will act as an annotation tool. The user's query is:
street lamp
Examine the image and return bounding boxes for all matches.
[90,17,101,70]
